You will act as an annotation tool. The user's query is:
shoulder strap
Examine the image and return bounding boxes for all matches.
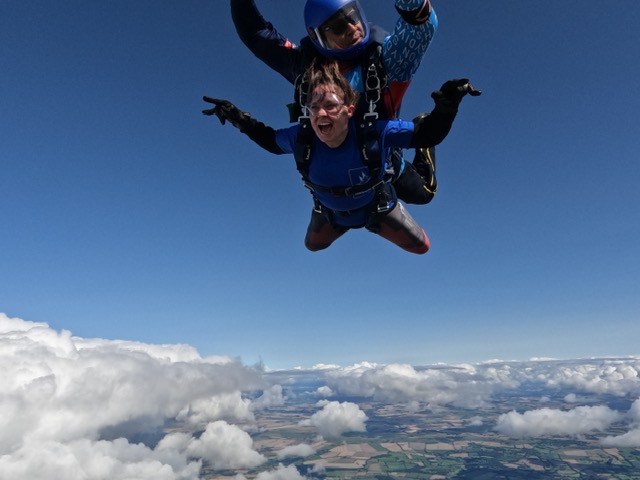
[288,38,318,122]
[294,116,314,182]
[358,42,387,180]
[358,114,382,182]
[362,43,387,114]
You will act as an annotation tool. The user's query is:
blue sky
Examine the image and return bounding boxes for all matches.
[1,0,639,370]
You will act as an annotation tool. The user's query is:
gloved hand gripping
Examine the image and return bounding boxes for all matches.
[431,79,481,112]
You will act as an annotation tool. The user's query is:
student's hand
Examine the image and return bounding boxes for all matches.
[431,79,481,111]
[202,96,251,130]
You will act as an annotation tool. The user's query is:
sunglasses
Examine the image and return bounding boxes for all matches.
[320,7,361,36]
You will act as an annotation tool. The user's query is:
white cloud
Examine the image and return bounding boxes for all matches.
[300,401,367,438]
[0,313,263,479]
[323,362,519,407]
[468,416,483,427]
[276,443,316,459]
[310,363,341,370]
[251,384,286,410]
[5,312,640,478]
[540,359,640,396]
[185,421,266,470]
[0,437,203,480]
[495,405,622,438]
[315,385,334,397]
[600,398,640,447]
[601,428,640,447]
[299,358,640,409]
[176,391,255,427]
[628,397,640,423]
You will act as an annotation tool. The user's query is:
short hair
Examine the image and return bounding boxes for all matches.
[304,58,359,107]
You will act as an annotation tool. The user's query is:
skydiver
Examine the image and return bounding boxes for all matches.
[203,59,479,253]
[230,0,443,205]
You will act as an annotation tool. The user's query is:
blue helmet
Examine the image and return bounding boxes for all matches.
[304,0,370,60]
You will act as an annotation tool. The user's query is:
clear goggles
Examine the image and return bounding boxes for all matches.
[306,92,345,117]
[313,3,364,49]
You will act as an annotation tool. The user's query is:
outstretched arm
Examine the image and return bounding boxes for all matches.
[410,79,481,148]
[383,0,438,83]
[202,96,285,154]
[230,0,302,84]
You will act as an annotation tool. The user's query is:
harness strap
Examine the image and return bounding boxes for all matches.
[292,40,393,217]
[363,44,387,112]
[303,178,385,196]
[294,116,313,176]
[358,112,381,178]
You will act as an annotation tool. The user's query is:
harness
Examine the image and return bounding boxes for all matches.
[292,41,394,217]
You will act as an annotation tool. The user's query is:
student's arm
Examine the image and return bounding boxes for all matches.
[202,96,285,154]
[410,78,481,147]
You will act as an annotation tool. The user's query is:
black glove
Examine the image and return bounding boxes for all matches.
[202,96,253,131]
[431,78,481,112]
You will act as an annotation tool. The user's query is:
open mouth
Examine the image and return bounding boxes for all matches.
[318,121,333,135]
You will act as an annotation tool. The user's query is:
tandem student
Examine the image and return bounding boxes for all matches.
[203,59,479,254]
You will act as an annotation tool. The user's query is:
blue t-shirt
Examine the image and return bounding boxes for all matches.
[275,118,415,227]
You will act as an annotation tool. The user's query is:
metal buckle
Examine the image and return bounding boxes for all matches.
[298,112,311,123]
[363,111,378,122]
[365,65,381,104]
[377,199,392,213]
[313,197,323,214]
[373,180,392,213]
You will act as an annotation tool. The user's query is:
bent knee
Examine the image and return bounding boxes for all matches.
[305,239,331,251]
[406,189,435,205]
[407,231,431,254]
[410,242,430,255]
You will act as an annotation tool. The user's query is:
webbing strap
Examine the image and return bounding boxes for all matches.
[294,116,313,177]
[359,113,381,181]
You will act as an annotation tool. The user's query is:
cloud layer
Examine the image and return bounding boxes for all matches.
[0,313,264,479]
[2,312,640,480]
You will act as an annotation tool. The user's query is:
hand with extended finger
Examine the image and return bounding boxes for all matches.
[202,96,254,131]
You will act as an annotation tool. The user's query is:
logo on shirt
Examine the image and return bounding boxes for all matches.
[349,167,370,197]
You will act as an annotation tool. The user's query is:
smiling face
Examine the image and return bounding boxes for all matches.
[307,87,355,148]
[321,17,364,49]
[311,2,366,50]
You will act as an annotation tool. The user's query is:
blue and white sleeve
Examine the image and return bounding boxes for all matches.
[383,0,438,82]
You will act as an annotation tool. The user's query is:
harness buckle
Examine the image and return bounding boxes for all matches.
[298,112,311,123]
[377,200,392,214]
[363,111,378,122]
[312,197,323,214]
[373,180,393,213]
